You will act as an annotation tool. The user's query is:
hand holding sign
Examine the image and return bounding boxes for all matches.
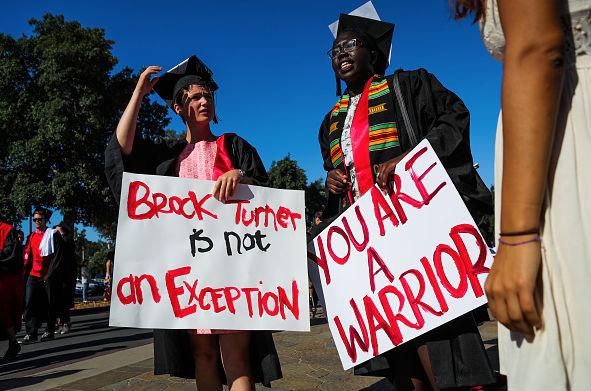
[212,169,243,202]
[375,151,409,190]
[308,140,494,369]
[110,175,309,331]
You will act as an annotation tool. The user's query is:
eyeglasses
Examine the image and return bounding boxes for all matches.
[327,39,363,59]
[33,218,45,222]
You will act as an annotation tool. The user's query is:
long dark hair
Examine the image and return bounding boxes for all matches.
[451,0,484,22]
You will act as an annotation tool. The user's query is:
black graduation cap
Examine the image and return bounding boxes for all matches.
[335,13,395,75]
[153,55,219,108]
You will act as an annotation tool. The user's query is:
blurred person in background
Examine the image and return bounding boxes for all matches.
[0,216,24,359]
[45,223,76,334]
[103,250,114,302]
[80,261,90,304]
[21,208,52,344]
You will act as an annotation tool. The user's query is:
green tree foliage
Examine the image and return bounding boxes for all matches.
[74,228,112,277]
[267,155,326,229]
[268,154,307,191]
[0,14,170,237]
[305,178,327,228]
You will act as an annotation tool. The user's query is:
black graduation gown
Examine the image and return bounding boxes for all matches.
[0,226,23,339]
[0,227,22,274]
[104,133,282,386]
[45,232,76,312]
[317,69,495,389]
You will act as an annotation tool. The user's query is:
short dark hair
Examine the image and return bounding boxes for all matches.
[33,208,49,219]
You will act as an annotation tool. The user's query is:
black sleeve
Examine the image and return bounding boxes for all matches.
[104,133,171,203]
[0,229,23,273]
[317,113,343,221]
[228,135,269,186]
[402,69,477,198]
[318,113,334,172]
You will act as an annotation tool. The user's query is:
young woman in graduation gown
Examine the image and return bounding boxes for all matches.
[104,55,281,391]
[316,13,495,391]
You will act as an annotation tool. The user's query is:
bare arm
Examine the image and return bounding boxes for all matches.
[498,0,564,233]
[105,259,111,279]
[485,0,564,336]
[116,66,162,155]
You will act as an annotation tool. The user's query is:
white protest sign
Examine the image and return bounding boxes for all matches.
[307,140,493,369]
[110,173,309,331]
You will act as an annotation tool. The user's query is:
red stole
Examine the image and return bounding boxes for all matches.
[350,76,375,196]
[0,222,14,250]
[212,133,236,180]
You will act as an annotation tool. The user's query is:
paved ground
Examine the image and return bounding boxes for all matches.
[1,307,502,391]
[0,310,152,391]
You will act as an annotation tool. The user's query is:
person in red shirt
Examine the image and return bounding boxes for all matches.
[0,217,24,359]
[21,208,54,344]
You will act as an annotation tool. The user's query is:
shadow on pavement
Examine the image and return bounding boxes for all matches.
[54,325,124,340]
[0,332,152,374]
[360,378,396,391]
[0,368,80,391]
[0,346,124,378]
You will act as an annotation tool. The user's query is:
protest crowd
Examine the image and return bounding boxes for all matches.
[0,207,114,356]
[1,0,590,390]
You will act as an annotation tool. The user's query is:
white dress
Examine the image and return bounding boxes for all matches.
[481,1,591,390]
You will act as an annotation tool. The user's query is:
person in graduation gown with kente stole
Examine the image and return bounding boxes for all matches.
[105,55,282,391]
[316,8,496,391]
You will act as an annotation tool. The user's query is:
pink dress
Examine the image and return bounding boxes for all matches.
[176,140,239,335]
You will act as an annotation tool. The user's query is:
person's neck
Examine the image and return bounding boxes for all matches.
[185,123,216,143]
[346,72,374,97]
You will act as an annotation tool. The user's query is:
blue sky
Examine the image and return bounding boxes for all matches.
[3,0,502,241]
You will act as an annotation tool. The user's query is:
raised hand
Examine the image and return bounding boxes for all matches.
[135,66,162,97]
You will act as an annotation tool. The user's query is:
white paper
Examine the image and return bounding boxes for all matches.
[110,173,309,332]
[308,140,493,369]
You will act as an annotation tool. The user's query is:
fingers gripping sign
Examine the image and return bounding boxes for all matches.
[375,152,409,191]
[213,169,244,202]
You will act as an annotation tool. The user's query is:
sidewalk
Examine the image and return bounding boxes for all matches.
[12,309,500,391]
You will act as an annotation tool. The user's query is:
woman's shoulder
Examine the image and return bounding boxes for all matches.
[219,132,261,155]
[386,68,433,81]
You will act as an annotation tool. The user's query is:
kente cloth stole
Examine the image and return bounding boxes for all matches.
[328,75,401,196]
